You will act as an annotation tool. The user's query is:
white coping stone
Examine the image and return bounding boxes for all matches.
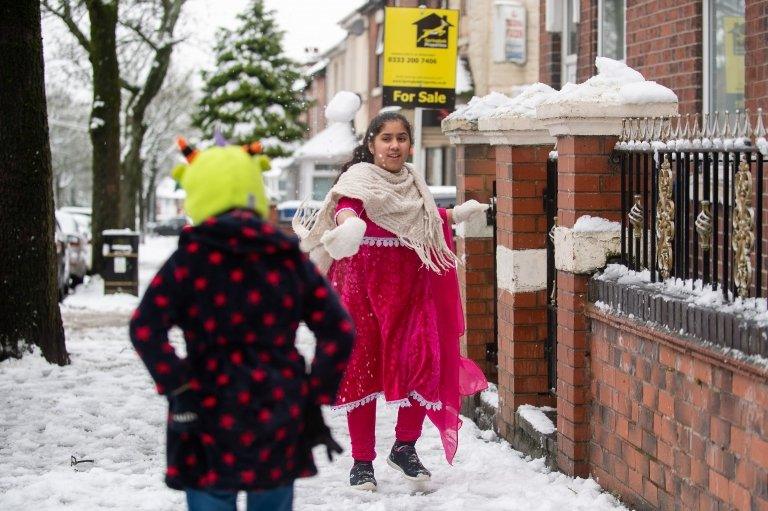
[444,130,490,145]
[537,101,678,137]
[478,112,555,146]
[441,117,478,133]
[496,246,547,293]
[455,209,492,238]
[554,225,621,274]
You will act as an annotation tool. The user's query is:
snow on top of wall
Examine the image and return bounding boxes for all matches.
[443,91,514,122]
[480,382,499,408]
[324,90,361,123]
[482,83,558,119]
[518,405,557,435]
[293,121,358,160]
[572,215,621,233]
[542,57,678,106]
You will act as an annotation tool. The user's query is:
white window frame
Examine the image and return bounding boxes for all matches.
[597,0,626,61]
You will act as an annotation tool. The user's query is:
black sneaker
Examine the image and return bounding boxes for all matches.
[387,441,431,481]
[349,460,377,491]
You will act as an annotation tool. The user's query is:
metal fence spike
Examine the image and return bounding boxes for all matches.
[683,113,691,139]
[755,108,766,138]
[692,113,701,139]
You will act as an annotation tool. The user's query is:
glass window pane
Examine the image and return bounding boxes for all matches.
[709,0,745,113]
[312,176,335,201]
[600,0,625,60]
[566,0,577,55]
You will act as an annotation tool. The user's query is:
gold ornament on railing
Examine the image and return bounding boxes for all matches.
[695,201,712,252]
[628,194,644,239]
[656,154,675,279]
[732,156,755,298]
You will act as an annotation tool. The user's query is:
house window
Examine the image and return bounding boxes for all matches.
[704,0,745,114]
[598,0,625,61]
[562,0,578,84]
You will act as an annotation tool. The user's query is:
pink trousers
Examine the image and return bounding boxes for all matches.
[347,398,427,462]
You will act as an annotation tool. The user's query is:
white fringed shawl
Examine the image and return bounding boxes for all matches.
[292,162,457,274]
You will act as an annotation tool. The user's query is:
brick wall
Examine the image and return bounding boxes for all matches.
[539,0,561,88]
[456,144,496,381]
[746,0,768,113]
[587,308,768,511]
[495,144,556,440]
[625,1,703,116]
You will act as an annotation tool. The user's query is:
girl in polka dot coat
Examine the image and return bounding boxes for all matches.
[129,145,354,507]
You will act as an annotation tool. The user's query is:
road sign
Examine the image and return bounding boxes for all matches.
[382,7,459,110]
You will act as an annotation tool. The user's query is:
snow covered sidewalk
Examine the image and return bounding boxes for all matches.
[0,236,628,510]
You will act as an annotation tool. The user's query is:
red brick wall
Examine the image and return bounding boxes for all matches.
[556,136,621,228]
[746,0,768,113]
[539,0,562,88]
[587,308,768,511]
[456,144,496,381]
[625,1,703,116]
[495,145,555,439]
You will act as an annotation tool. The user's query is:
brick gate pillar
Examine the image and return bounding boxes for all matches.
[443,123,496,381]
[538,101,677,478]
[478,115,557,441]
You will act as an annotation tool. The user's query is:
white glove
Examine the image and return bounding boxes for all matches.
[452,200,489,224]
[320,216,367,260]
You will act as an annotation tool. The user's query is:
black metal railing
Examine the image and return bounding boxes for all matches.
[545,153,558,392]
[615,110,766,301]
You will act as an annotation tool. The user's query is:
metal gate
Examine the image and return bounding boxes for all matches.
[486,180,498,383]
[545,155,558,394]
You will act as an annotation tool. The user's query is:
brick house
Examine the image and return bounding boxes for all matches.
[443,2,768,510]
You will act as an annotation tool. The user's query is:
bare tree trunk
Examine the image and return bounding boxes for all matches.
[0,1,68,364]
[119,0,185,229]
[86,0,122,273]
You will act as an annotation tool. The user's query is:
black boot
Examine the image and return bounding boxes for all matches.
[349,460,377,491]
[387,440,431,481]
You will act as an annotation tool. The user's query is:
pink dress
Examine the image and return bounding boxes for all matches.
[328,198,488,463]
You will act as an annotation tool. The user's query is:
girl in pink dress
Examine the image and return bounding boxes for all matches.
[293,112,488,491]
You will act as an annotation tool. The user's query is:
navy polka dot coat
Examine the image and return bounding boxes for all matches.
[129,209,354,491]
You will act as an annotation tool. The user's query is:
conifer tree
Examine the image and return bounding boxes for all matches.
[194,0,306,156]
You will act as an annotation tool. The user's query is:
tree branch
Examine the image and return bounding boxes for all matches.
[41,0,91,54]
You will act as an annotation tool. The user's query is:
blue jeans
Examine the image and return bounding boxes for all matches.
[185,485,293,511]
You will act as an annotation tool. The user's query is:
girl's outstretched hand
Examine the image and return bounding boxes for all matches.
[320,216,367,260]
[451,199,489,224]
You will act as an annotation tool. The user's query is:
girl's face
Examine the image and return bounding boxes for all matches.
[368,120,412,172]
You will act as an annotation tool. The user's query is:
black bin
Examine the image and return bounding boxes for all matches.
[102,230,139,296]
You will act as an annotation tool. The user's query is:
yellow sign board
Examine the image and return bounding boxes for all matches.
[383,7,459,109]
[724,16,745,96]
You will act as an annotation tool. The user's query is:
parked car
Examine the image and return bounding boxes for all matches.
[54,218,70,302]
[150,216,188,236]
[429,185,457,209]
[67,212,92,273]
[276,200,323,228]
[55,210,89,286]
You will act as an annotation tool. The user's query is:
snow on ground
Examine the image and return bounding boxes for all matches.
[0,235,629,511]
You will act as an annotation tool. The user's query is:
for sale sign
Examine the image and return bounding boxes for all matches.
[382,7,459,110]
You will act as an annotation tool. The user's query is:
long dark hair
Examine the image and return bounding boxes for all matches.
[336,111,413,181]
